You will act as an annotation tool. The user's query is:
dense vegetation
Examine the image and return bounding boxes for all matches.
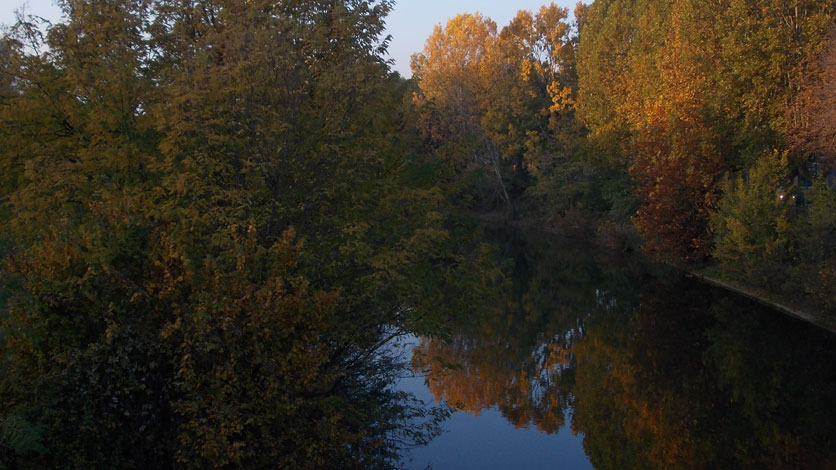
[0,0,484,467]
[410,1,836,315]
[1,0,835,467]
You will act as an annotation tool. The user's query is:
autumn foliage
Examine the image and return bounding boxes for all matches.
[0,0,458,467]
[789,26,836,168]
[2,0,836,465]
[410,5,581,216]
[408,0,836,311]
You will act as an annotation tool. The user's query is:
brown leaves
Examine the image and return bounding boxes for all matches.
[788,25,836,168]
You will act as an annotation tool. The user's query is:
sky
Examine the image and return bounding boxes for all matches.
[1,0,577,77]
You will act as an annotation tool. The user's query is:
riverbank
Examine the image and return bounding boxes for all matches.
[685,270,836,335]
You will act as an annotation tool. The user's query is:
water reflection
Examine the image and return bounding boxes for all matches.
[412,228,836,469]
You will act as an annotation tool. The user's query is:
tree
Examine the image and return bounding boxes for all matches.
[575,0,635,168]
[411,5,578,217]
[626,2,727,261]
[1,0,177,465]
[1,0,457,467]
[411,13,515,213]
[714,0,835,168]
[576,0,834,261]
[789,25,836,167]
[494,5,589,217]
[804,181,836,312]
[710,150,791,289]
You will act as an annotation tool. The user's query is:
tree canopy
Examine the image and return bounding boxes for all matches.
[0,0,470,467]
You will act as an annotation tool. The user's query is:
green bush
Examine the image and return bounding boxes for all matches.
[711,150,792,289]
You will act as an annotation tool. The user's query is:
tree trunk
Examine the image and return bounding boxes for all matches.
[489,148,514,217]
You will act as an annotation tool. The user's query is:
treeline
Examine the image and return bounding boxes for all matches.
[409,1,836,314]
[2,0,835,466]
[0,0,484,467]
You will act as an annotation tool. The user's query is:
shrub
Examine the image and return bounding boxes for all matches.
[711,150,792,289]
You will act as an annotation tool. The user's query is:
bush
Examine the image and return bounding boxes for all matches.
[711,150,792,289]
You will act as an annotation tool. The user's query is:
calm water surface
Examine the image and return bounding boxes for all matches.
[399,229,836,469]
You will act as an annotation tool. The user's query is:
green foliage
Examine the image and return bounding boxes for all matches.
[3,0,836,465]
[0,415,47,459]
[711,150,791,288]
[807,181,836,253]
[575,0,634,148]
[713,0,835,166]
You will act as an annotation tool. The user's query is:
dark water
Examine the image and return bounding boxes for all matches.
[399,229,836,469]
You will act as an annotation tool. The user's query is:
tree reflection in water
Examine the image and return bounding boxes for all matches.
[413,228,836,469]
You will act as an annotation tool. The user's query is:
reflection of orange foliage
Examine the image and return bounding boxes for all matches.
[411,335,575,434]
[571,306,698,468]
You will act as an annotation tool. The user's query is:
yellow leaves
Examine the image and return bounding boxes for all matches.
[524,130,541,155]
[412,13,499,113]
[536,3,571,45]
[160,317,182,340]
[548,81,575,112]
[520,58,533,83]
[414,5,577,202]
[411,90,426,108]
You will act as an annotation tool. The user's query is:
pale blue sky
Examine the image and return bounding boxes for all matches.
[1,0,578,76]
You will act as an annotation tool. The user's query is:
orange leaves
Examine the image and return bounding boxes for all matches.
[600,2,728,261]
[548,81,575,112]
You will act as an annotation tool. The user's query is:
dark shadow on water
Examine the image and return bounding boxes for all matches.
[405,227,836,469]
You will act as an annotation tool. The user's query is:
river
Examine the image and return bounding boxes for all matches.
[399,228,836,469]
